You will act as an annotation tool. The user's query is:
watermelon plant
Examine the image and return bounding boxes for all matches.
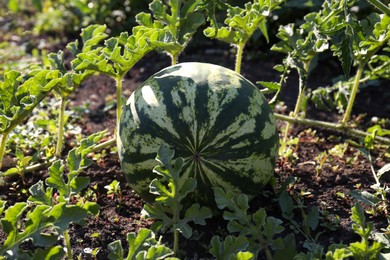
[143,144,212,256]
[0,131,104,259]
[0,69,62,170]
[117,62,279,207]
[204,0,284,73]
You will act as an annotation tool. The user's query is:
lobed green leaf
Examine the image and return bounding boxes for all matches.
[108,228,174,260]
[209,235,251,260]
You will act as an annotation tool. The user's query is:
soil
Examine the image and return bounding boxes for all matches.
[0,46,389,259]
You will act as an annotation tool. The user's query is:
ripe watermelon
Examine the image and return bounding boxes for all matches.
[117,62,278,206]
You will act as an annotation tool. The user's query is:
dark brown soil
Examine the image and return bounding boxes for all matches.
[0,49,389,259]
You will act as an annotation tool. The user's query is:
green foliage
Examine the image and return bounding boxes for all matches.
[204,0,284,72]
[45,130,107,201]
[0,201,96,259]
[108,228,176,260]
[0,69,62,169]
[348,203,383,259]
[105,180,123,201]
[143,144,212,255]
[0,0,390,258]
[0,131,104,258]
[310,79,350,113]
[136,0,205,63]
[204,0,283,46]
[209,235,254,260]
[0,69,61,134]
[213,187,288,259]
[278,190,323,251]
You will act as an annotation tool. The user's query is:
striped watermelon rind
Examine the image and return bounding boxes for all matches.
[118,62,278,206]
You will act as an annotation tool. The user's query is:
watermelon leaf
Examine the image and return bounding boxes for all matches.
[136,0,205,63]
[144,144,212,254]
[0,69,62,170]
[213,187,285,258]
[32,246,65,260]
[28,181,54,206]
[0,201,95,257]
[348,204,383,259]
[0,132,104,257]
[209,235,251,259]
[46,131,106,200]
[204,0,283,46]
[108,228,174,260]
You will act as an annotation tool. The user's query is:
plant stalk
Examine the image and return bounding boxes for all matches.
[366,0,390,16]
[173,225,179,256]
[283,61,309,141]
[56,97,67,157]
[116,77,123,128]
[235,43,245,74]
[275,113,390,145]
[341,63,365,125]
[64,229,72,259]
[171,54,178,65]
[0,132,9,170]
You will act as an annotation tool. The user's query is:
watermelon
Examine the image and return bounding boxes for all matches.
[117,62,279,207]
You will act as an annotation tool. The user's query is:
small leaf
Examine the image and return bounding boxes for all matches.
[70,177,90,194]
[183,203,212,226]
[155,143,175,170]
[46,160,67,197]
[306,206,319,230]
[28,181,53,206]
[209,235,249,259]
[32,246,65,260]
[351,203,366,227]
[257,81,281,91]
[108,240,124,260]
[126,228,156,259]
[278,191,294,219]
[349,190,380,207]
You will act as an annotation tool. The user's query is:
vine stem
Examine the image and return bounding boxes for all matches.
[341,63,365,125]
[56,96,67,157]
[64,229,72,259]
[116,77,123,129]
[0,132,9,170]
[283,61,309,141]
[275,113,390,145]
[171,54,178,65]
[366,0,390,16]
[235,43,245,74]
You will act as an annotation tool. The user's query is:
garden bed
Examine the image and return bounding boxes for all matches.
[0,1,390,259]
[1,51,389,259]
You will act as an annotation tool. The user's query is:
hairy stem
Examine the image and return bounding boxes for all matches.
[116,77,123,128]
[275,113,390,145]
[56,97,67,157]
[283,62,309,141]
[92,137,116,152]
[173,224,179,256]
[341,63,365,125]
[0,132,9,170]
[64,229,72,259]
[366,0,390,16]
[235,43,245,74]
[171,54,178,65]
